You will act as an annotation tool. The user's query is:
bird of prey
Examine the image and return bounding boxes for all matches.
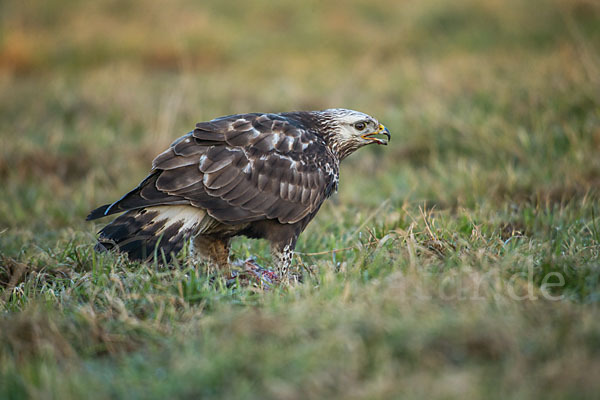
[87,109,390,278]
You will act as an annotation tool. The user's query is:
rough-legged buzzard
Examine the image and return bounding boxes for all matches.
[87,109,390,277]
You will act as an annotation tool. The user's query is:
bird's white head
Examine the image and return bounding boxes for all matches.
[317,108,390,160]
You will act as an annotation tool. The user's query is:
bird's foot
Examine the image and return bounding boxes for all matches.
[228,258,281,288]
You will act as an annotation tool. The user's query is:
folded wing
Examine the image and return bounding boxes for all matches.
[87,113,338,225]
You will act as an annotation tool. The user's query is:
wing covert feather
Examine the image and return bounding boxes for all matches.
[106,112,338,224]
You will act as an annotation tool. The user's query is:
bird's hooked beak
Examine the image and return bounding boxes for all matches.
[361,124,391,145]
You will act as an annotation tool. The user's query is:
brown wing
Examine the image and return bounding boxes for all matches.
[87,112,338,225]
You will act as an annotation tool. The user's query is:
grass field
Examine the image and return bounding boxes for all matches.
[1,0,600,398]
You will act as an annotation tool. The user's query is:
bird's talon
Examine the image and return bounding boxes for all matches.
[227,258,281,287]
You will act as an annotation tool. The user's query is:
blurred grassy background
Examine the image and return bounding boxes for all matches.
[1,0,600,398]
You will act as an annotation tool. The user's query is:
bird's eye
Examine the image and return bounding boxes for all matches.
[354,122,366,131]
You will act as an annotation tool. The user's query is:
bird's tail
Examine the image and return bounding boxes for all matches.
[94,205,214,262]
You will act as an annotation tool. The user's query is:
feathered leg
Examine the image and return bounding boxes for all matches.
[271,241,294,278]
[193,235,231,270]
